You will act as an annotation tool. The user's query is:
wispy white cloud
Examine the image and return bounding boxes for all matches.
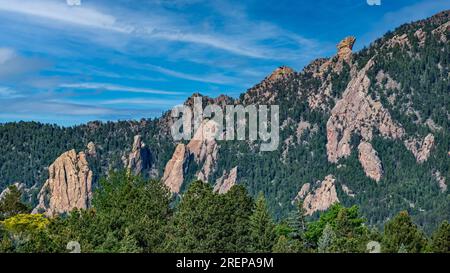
[59,82,184,95]
[0,0,323,61]
[145,64,240,85]
[0,0,131,33]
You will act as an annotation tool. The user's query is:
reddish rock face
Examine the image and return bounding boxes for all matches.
[358,142,383,182]
[162,144,187,194]
[33,149,93,216]
[300,175,340,216]
[326,59,405,163]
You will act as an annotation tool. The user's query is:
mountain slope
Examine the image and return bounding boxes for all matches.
[0,10,449,232]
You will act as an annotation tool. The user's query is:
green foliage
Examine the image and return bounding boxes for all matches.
[317,224,336,253]
[249,193,275,252]
[0,185,29,220]
[429,220,450,253]
[165,181,253,253]
[1,214,49,233]
[382,211,427,253]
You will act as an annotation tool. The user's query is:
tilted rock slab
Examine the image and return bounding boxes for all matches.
[326,59,405,163]
[213,166,238,194]
[302,175,340,216]
[358,141,383,182]
[162,120,220,194]
[162,144,188,194]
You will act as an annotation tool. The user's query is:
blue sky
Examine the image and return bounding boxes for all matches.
[0,0,449,125]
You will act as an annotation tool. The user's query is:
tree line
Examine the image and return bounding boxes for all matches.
[0,172,448,253]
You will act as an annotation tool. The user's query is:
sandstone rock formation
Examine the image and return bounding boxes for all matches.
[213,167,238,194]
[337,36,356,61]
[33,149,93,216]
[126,135,152,176]
[404,134,435,163]
[301,175,340,216]
[162,119,221,193]
[326,59,405,163]
[358,142,383,182]
[187,120,219,182]
[162,144,187,194]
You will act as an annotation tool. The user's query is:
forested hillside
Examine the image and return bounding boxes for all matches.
[0,10,449,235]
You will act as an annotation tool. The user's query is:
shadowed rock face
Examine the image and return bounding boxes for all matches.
[33,149,93,216]
[214,167,238,194]
[127,135,152,176]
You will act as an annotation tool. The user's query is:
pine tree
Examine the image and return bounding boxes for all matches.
[382,211,427,253]
[318,224,336,253]
[0,185,29,220]
[249,192,275,253]
[287,201,307,240]
[430,220,450,253]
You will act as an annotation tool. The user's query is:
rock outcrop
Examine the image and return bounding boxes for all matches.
[337,36,356,61]
[404,134,435,163]
[33,148,93,216]
[293,183,311,203]
[267,66,294,82]
[187,120,220,182]
[358,142,383,182]
[126,135,152,176]
[213,167,238,194]
[162,119,220,193]
[326,59,405,163]
[162,144,188,193]
[300,175,340,215]
[87,141,96,157]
